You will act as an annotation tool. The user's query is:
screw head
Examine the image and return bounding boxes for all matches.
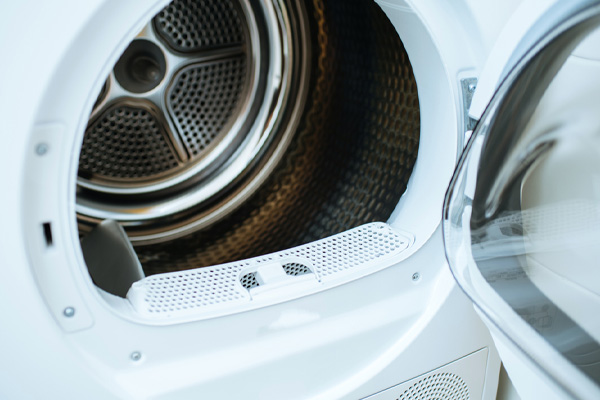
[35,143,49,156]
[468,83,476,93]
[130,351,142,361]
[63,307,75,317]
[411,272,420,282]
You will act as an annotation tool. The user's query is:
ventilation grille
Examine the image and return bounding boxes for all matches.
[240,272,259,289]
[362,348,488,400]
[167,57,247,157]
[128,223,410,320]
[283,262,311,276]
[137,0,421,275]
[396,373,469,400]
[154,0,245,52]
[277,223,404,279]
[79,106,179,181]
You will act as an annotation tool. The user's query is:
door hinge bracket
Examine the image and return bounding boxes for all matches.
[461,77,478,132]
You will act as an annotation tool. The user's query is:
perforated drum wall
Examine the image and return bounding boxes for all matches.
[154,0,245,52]
[135,0,420,275]
[167,57,247,157]
[79,0,252,186]
[77,0,420,276]
[79,106,180,181]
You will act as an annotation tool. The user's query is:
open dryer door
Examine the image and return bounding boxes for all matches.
[444,1,600,399]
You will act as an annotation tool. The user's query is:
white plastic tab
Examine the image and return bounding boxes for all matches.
[255,263,288,285]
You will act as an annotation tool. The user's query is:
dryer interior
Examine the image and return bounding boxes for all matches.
[9,0,502,397]
[76,0,421,281]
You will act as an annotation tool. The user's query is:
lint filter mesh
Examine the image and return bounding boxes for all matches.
[128,222,410,320]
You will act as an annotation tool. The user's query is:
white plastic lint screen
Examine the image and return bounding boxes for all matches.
[127,222,412,323]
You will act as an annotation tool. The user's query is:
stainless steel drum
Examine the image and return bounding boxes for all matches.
[76,0,421,275]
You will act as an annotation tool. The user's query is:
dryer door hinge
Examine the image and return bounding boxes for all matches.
[461,77,478,132]
[459,77,479,153]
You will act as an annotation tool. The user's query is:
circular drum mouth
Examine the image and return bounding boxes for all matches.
[77,0,420,276]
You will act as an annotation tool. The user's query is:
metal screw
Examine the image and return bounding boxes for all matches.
[411,272,420,282]
[130,351,142,362]
[468,83,476,93]
[35,143,49,156]
[63,307,75,317]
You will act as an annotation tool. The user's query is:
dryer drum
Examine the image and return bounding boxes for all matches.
[76,0,420,275]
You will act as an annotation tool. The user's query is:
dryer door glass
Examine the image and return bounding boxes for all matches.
[444,1,600,398]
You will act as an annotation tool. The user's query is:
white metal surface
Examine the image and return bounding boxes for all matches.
[484,314,571,400]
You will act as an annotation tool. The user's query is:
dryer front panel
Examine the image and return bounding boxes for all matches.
[1,0,506,398]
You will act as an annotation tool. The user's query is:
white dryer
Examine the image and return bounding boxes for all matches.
[0,0,598,398]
